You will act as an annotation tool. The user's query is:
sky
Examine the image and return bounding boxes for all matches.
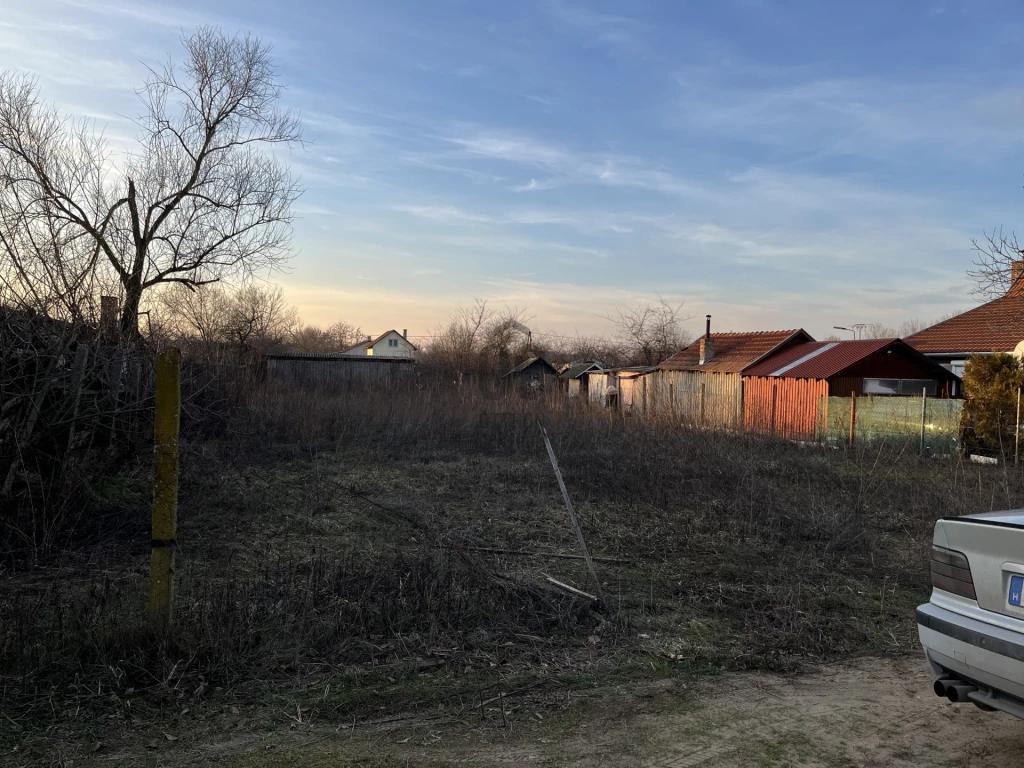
[4,0,1024,344]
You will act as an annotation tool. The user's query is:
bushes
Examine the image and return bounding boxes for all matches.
[962,352,1024,455]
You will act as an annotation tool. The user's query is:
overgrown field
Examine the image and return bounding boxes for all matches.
[3,382,1022,764]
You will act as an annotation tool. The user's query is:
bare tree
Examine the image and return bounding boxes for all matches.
[969,228,1024,299]
[610,297,691,366]
[482,307,532,370]
[424,300,491,374]
[0,28,302,337]
[224,283,297,355]
[856,317,957,340]
[288,320,362,353]
[158,283,231,346]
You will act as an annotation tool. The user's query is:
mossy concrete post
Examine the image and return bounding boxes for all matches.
[147,347,181,625]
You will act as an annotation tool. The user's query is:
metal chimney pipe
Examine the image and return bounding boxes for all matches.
[705,314,711,339]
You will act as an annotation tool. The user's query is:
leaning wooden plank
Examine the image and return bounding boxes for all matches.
[537,420,603,600]
[543,573,598,602]
[457,546,631,564]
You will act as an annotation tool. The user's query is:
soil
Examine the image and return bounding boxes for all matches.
[55,655,1024,768]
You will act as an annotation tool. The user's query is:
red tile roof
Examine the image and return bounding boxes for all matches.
[658,330,813,373]
[743,338,957,380]
[906,283,1024,354]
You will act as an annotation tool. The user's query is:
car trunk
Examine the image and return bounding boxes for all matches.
[937,512,1024,618]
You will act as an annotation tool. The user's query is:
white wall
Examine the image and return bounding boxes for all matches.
[367,331,416,359]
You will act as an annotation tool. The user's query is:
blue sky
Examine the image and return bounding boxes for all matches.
[4,0,1024,342]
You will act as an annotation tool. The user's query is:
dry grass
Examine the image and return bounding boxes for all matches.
[3,378,1024,761]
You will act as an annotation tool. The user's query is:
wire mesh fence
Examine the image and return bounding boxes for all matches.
[820,395,963,454]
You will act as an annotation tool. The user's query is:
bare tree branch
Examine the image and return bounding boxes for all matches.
[0,27,303,337]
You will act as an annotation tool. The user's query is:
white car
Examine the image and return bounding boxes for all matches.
[918,510,1024,717]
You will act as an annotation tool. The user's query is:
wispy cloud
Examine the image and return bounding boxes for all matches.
[544,0,646,54]
[444,128,708,197]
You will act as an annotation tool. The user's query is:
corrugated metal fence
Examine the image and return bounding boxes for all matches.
[594,369,964,450]
[645,371,744,429]
[743,376,827,440]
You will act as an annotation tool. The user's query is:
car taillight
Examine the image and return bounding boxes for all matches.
[930,545,977,600]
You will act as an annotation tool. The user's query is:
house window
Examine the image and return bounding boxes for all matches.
[389,338,398,347]
[863,378,899,395]
[863,378,937,396]
[899,379,937,396]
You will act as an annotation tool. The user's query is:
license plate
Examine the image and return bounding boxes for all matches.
[1010,576,1024,606]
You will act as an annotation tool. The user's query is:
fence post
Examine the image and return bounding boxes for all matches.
[147,347,181,625]
[920,390,927,456]
[848,392,856,448]
[64,344,91,454]
[1016,387,1021,466]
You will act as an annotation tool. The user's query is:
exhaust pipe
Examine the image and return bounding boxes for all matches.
[946,683,977,703]
[933,677,955,697]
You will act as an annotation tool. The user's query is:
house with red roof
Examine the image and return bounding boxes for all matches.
[340,329,417,360]
[742,339,959,439]
[647,315,814,428]
[906,264,1024,378]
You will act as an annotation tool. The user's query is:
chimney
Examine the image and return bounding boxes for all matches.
[402,329,408,339]
[100,295,119,342]
[1012,261,1024,290]
[699,314,714,365]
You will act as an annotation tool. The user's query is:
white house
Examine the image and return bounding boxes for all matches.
[341,329,417,360]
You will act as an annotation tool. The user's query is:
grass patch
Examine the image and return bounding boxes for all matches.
[4,382,1023,758]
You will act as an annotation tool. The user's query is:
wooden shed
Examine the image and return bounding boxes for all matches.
[559,361,603,397]
[503,357,558,392]
[741,338,961,439]
[648,320,813,428]
[586,367,654,410]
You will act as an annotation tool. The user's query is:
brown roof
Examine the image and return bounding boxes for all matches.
[658,329,814,373]
[906,283,1024,354]
[744,338,959,381]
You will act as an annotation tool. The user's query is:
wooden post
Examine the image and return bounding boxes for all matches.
[848,392,856,448]
[64,344,91,454]
[1016,387,1021,466]
[147,348,181,624]
[538,421,603,601]
[920,390,927,456]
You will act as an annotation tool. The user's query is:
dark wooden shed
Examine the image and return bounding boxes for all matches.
[503,357,558,392]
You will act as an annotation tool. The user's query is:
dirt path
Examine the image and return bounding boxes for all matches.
[432,655,1024,767]
[636,655,1024,768]
[76,656,1024,767]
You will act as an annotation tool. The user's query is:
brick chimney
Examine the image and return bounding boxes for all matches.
[402,329,408,339]
[699,314,714,365]
[1012,261,1024,290]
